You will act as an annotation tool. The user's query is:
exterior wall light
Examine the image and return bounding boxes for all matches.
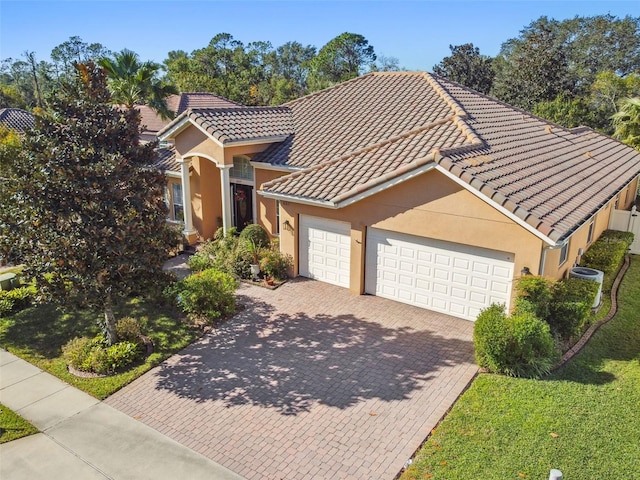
[521,266,532,276]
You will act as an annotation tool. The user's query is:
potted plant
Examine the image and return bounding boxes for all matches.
[246,240,261,280]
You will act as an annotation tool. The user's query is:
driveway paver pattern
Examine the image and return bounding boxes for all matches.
[105,278,477,479]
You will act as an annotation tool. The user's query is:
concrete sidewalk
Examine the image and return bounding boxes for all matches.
[0,348,243,480]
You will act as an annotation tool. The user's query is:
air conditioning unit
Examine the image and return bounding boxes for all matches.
[569,267,604,308]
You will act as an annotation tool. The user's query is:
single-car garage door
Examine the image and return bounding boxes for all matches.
[365,228,514,320]
[299,215,351,287]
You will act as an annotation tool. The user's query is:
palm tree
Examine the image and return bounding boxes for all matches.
[98,49,177,120]
[612,97,640,150]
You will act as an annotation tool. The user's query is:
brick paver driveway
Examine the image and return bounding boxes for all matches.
[106,278,477,479]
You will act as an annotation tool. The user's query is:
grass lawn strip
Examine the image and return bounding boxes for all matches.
[0,298,200,400]
[0,403,38,443]
[401,256,640,480]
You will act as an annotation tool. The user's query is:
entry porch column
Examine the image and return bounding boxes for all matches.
[178,156,198,244]
[218,164,233,235]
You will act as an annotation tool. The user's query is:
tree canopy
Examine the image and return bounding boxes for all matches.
[2,16,640,138]
[7,63,177,344]
[433,43,494,94]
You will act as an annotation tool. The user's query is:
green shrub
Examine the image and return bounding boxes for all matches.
[188,251,214,272]
[104,341,141,372]
[230,244,254,279]
[62,337,97,370]
[515,276,554,320]
[0,285,36,316]
[260,250,293,281]
[171,268,238,320]
[239,224,270,249]
[115,317,143,345]
[549,277,600,338]
[506,311,558,378]
[62,335,142,374]
[581,230,634,275]
[474,304,511,373]
[474,304,558,379]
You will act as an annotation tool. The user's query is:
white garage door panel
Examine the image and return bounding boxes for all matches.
[300,216,351,288]
[365,229,514,321]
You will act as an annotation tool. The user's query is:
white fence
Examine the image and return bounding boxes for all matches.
[609,206,640,254]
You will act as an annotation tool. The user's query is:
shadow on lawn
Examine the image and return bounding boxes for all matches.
[153,293,474,415]
[0,299,189,360]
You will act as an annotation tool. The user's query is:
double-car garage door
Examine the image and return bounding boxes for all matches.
[299,216,514,321]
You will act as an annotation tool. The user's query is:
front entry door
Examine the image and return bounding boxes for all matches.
[232,183,253,231]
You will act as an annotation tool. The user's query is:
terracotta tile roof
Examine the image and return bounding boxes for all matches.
[153,146,179,173]
[183,107,294,145]
[139,93,238,137]
[0,108,34,133]
[259,72,640,243]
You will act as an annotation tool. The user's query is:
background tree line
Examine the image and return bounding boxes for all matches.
[1,15,639,146]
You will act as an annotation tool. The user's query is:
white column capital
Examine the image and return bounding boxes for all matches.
[176,156,192,165]
[217,163,233,170]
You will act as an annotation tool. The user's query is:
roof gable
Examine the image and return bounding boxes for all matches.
[159,106,294,146]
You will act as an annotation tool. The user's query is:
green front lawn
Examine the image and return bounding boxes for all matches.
[0,298,200,399]
[0,403,38,443]
[402,256,640,480]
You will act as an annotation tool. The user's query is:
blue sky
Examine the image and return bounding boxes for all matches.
[1,1,639,71]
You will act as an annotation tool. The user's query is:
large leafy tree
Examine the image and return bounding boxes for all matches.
[559,14,640,92]
[433,43,494,94]
[9,63,177,344]
[492,17,572,111]
[309,32,376,86]
[99,49,177,119]
[613,97,640,150]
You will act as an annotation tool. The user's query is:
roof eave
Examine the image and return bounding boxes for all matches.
[257,190,338,209]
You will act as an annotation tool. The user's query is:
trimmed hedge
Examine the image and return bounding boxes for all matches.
[549,277,600,338]
[581,230,634,275]
[474,304,558,378]
[515,276,554,320]
[516,275,600,340]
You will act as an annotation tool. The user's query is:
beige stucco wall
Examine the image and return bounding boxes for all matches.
[169,123,288,241]
[278,169,545,296]
[255,168,289,236]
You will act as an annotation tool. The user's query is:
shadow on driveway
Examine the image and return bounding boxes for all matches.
[154,293,473,415]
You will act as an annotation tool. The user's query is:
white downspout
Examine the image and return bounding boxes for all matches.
[538,242,566,276]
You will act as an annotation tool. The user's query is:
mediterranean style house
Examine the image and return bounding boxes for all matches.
[156,72,640,321]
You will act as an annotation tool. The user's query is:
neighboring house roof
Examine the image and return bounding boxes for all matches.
[257,72,640,244]
[0,108,34,133]
[159,107,294,146]
[153,146,179,173]
[139,93,239,141]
